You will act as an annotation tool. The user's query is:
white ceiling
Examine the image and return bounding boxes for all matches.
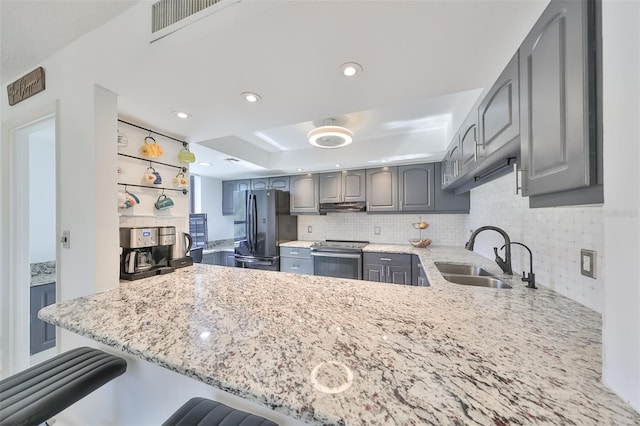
[1,0,550,180]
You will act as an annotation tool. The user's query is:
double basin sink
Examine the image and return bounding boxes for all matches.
[435,262,512,289]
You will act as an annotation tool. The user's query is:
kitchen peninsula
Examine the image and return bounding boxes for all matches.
[40,246,640,425]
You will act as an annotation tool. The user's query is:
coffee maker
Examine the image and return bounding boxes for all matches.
[120,227,176,280]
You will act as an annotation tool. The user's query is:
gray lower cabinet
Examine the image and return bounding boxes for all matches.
[366,167,398,212]
[434,163,470,213]
[280,247,313,275]
[520,0,599,199]
[411,255,430,286]
[222,179,250,215]
[203,251,229,266]
[478,51,520,160]
[30,283,56,354]
[290,174,319,214]
[363,252,411,285]
[398,164,434,212]
[225,252,236,267]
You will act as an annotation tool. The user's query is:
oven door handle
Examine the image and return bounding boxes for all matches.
[310,251,362,259]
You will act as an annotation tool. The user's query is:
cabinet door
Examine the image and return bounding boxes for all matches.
[387,265,411,285]
[459,115,478,174]
[251,178,269,190]
[225,252,236,267]
[236,180,250,192]
[398,164,435,212]
[364,264,384,282]
[520,0,595,196]
[433,163,470,212]
[269,176,290,191]
[290,174,319,213]
[30,283,56,355]
[366,167,398,212]
[342,170,366,202]
[478,51,520,159]
[221,180,236,216]
[319,172,342,203]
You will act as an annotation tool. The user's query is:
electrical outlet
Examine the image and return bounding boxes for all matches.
[307,226,313,233]
[374,226,380,235]
[581,249,596,278]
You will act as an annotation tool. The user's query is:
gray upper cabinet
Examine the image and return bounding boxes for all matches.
[478,51,520,160]
[222,179,250,216]
[459,113,478,174]
[398,164,434,212]
[342,170,366,202]
[251,176,289,191]
[434,163,470,213]
[269,176,290,191]
[290,174,319,213]
[520,0,598,197]
[251,178,269,190]
[366,167,398,212]
[320,170,366,203]
[319,172,342,203]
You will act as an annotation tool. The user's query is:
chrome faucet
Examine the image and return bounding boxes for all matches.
[465,226,514,275]
[501,242,537,289]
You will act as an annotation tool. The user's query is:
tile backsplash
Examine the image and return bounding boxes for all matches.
[465,171,604,313]
[296,213,467,246]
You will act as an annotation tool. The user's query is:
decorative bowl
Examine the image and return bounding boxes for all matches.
[411,222,429,229]
[409,238,432,248]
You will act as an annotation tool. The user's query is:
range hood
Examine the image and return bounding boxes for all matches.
[319,202,366,214]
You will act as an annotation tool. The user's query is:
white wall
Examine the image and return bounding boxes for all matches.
[197,175,234,241]
[465,172,605,313]
[28,124,56,263]
[297,212,467,246]
[601,0,640,411]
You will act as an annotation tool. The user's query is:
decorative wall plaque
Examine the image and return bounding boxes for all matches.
[7,67,45,106]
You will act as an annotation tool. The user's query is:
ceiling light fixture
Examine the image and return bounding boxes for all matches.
[308,120,354,149]
[241,92,261,103]
[340,62,362,77]
[172,111,190,119]
[296,168,303,172]
[199,162,211,166]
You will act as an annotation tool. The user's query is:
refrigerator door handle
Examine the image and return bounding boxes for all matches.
[252,195,258,252]
[246,194,253,251]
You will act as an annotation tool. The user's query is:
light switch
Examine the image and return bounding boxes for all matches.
[61,230,70,249]
[307,226,313,233]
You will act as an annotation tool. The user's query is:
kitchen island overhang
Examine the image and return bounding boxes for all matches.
[39,246,640,425]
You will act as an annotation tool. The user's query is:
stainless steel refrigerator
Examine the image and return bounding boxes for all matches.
[234,189,297,271]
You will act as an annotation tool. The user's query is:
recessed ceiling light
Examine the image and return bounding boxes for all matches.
[172,111,190,119]
[199,162,211,166]
[241,92,261,103]
[340,62,362,77]
[296,168,303,172]
[381,159,388,163]
[335,164,341,167]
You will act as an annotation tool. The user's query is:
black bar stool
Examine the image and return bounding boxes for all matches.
[163,397,278,426]
[0,347,127,426]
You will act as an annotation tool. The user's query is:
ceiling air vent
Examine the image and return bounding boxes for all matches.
[151,0,241,42]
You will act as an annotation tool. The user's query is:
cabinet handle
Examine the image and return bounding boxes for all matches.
[380,258,391,261]
[387,266,391,282]
[291,266,299,270]
[514,162,522,195]
[290,251,298,255]
[381,267,385,282]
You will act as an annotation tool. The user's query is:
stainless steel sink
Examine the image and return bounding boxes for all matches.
[441,273,512,289]
[435,262,493,277]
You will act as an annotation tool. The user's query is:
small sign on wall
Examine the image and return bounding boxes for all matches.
[7,67,45,106]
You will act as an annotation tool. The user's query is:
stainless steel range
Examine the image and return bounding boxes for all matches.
[310,240,369,280]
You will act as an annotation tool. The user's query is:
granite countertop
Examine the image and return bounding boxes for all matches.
[40,246,640,425]
[279,240,317,248]
[31,261,56,287]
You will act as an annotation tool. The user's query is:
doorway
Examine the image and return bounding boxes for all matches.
[1,108,58,376]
